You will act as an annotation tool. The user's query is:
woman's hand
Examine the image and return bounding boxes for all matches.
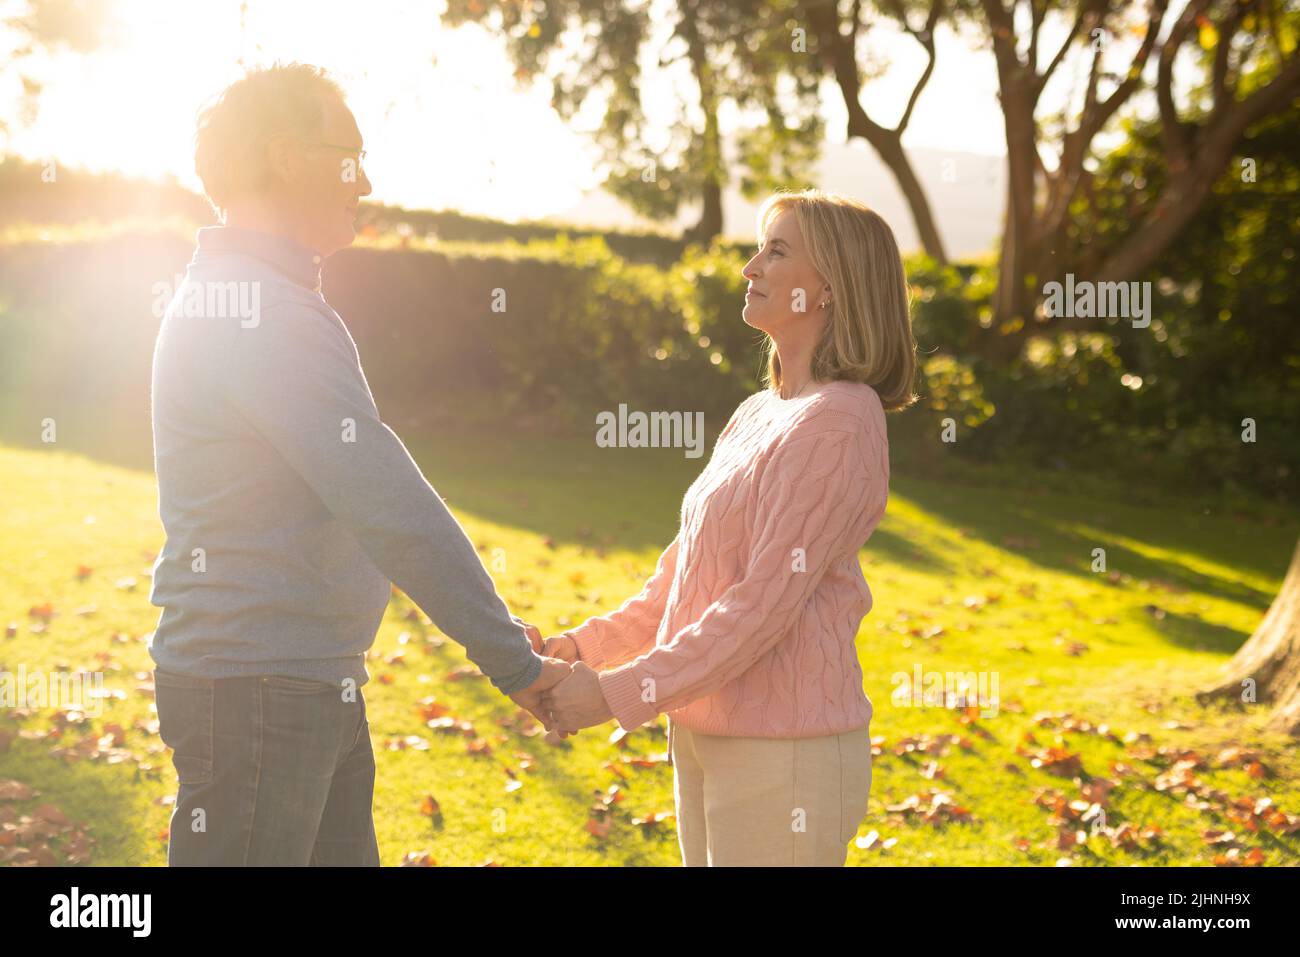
[520,630,582,742]
[515,619,577,664]
[541,634,578,663]
[535,634,579,742]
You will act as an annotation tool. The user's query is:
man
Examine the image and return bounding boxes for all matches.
[148,62,568,866]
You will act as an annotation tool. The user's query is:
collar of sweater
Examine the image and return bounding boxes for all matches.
[193,225,323,292]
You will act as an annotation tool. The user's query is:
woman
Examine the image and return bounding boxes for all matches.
[542,188,918,866]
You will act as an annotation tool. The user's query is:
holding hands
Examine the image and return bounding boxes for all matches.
[513,622,615,742]
[508,656,571,732]
[540,633,577,662]
[544,661,614,735]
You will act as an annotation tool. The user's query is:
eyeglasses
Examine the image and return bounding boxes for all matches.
[307,141,367,167]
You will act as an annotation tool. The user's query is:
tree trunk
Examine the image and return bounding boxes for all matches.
[685,178,723,245]
[681,2,724,245]
[1198,536,1300,736]
[869,132,948,265]
[806,0,948,265]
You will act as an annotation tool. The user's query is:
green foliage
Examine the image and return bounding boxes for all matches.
[887,94,1300,502]
[0,230,764,467]
[442,0,824,234]
[921,354,995,430]
[902,255,999,435]
[1008,97,1300,497]
[358,202,690,266]
[668,242,765,391]
[462,235,757,423]
[0,156,213,228]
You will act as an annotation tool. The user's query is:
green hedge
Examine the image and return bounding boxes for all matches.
[0,224,1292,502]
[0,231,764,469]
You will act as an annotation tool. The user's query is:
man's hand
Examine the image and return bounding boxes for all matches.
[543,661,613,734]
[516,620,545,655]
[509,657,572,732]
[538,635,579,742]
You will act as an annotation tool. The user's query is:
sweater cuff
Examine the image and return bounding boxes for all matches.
[490,651,542,696]
[597,663,660,731]
[570,627,608,669]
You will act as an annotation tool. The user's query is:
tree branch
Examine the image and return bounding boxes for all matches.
[1097,47,1300,283]
[1029,0,1046,74]
[1036,0,1167,249]
[981,0,1022,74]
[1212,3,1245,111]
[896,1,944,133]
[1078,0,1168,145]
[1157,0,1213,174]
[1202,40,1300,158]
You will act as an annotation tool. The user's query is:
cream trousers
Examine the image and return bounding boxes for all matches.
[668,719,872,866]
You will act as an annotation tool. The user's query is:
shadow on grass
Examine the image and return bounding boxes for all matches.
[13,412,1290,607]
[403,428,707,551]
[862,524,955,574]
[1131,608,1252,656]
[0,417,154,477]
[890,471,1295,614]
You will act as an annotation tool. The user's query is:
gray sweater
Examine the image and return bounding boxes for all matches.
[147,225,541,694]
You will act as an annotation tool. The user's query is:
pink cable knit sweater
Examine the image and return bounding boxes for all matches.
[567,379,890,738]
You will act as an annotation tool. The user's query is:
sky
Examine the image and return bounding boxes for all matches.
[0,0,1194,232]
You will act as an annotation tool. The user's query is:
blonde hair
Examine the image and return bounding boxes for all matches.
[756,189,918,412]
[194,62,346,218]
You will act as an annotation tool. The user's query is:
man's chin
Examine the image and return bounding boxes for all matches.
[319,228,356,258]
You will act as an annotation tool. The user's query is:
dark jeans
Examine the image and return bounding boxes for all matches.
[154,668,380,866]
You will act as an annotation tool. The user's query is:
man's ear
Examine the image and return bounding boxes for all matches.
[264,133,298,184]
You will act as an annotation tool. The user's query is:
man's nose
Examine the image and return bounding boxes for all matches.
[359,168,372,197]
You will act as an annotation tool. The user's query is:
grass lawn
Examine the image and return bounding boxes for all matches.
[1,430,1297,866]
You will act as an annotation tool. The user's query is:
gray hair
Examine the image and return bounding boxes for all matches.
[194,62,345,217]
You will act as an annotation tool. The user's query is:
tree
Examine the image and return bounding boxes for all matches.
[444,0,824,242]
[1002,86,1300,734]
[956,0,1300,361]
[1199,537,1300,736]
[802,0,952,263]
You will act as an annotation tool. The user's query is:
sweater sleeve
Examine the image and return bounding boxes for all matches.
[222,303,542,695]
[566,534,680,670]
[595,422,885,730]
[564,392,753,669]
